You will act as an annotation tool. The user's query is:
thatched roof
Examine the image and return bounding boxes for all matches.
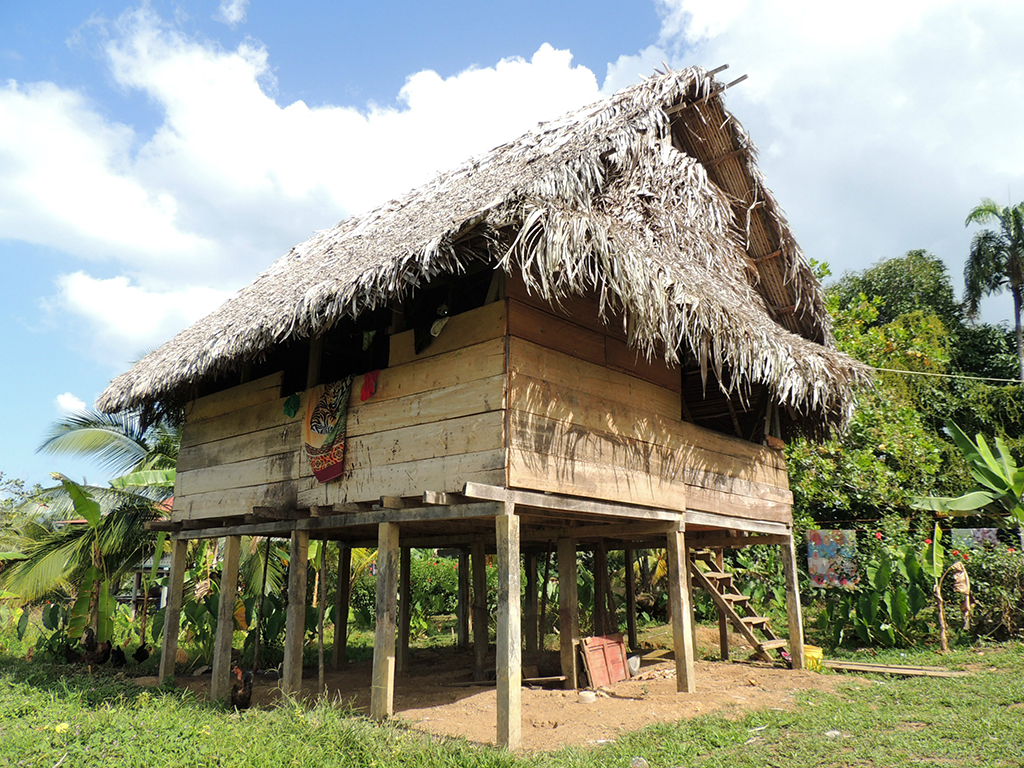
[98,65,869,431]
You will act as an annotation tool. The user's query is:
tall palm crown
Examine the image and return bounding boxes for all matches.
[964,199,1024,382]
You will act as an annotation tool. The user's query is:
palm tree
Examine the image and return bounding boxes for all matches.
[1,410,180,606]
[964,199,1024,382]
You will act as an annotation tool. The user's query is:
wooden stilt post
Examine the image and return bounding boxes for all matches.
[397,546,411,673]
[282,530,309,697]
[716,548,730,660]
[524,552,539,655]
[557,537,580,689]
[370,522,399,719]
[667,525,696,693]
[211,535,241,701]
[781,534,806,669]
[624,547,638,652]
[456,550,470,650]
[158,538,187,684]
[593,542,609,636]
[471,540,488,681]
[332,543,351,668]
[495,504,521,749]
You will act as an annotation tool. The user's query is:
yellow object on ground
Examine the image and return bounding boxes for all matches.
[804,644,823,671]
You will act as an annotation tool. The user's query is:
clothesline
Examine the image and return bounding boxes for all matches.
[871,366,1021,384]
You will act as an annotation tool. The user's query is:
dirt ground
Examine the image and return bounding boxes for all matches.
[162,626,838,751]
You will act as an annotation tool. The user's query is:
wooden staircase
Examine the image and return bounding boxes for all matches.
[689,549,788,664]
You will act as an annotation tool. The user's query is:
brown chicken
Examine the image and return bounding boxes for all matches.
[229,665,253,710]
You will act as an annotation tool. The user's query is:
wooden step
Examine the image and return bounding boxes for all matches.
[701,570,730,580]
[722,593,749,603]
[741,616,768,626]
[758,639,788,651]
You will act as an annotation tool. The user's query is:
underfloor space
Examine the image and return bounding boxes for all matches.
[165,626,834,751]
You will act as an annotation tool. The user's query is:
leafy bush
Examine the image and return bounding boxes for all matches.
[961,544,1024,639]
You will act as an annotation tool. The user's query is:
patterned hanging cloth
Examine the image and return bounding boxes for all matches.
[304,376,354,483]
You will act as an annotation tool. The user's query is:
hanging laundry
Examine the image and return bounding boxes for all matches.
[361,369,380,401]
[304,376,354,483]
[283,393,301,418]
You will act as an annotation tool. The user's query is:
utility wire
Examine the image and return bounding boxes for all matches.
[870,366,1021,384]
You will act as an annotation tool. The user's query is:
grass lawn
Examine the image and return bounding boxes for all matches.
[0,642,1021,767]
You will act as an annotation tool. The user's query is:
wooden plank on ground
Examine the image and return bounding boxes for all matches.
[822,661,969,678]
[580,634,629,688]
[389,301,507,367]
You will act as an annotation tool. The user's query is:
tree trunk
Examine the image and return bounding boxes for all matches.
[1013,286,1024,383]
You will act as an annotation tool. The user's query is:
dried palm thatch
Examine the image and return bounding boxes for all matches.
[98,65,869,433]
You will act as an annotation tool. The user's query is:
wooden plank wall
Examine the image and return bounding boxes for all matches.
[297,301,508,508]
[175,372,302,521]
[505,276,792,523]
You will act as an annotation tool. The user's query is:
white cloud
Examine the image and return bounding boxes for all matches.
[649,0,1024,295]
[54,392,87,415]
[215,0,249,27]
[51,272,231,364]
[0,6,605,364]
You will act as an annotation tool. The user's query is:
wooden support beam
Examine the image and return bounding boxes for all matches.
[423,491,461,506]
[282,530,309,696]
[397,547,411,673]
[686,533,789,549]
[471,540,488,681]
[495,505,522,749]
[252,507,309,521]
[457,550,470,650]
[211,536,241,702]
[524,552,539,656]
[464,483,680,521]
[593,542,609,636]
[333,543,351,668]
[158,538,188,684]
[145,520,180,532]
[716,548,729,661]
[666,527,696,693]
[370,522,399,719]
[683,510,790,536]
[624,547,638,652]
[781,535,806,670]
[557,537,580,689]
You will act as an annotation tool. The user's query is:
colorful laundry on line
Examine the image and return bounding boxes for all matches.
[807,529,860,589]
[304,376,354,483]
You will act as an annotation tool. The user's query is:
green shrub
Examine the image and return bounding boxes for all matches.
[961,544,1024,639]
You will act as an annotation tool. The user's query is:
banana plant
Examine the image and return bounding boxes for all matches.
[914,422,1024,540]
[55,475,116,644]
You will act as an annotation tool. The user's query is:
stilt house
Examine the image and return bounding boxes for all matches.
[98,66,868,748]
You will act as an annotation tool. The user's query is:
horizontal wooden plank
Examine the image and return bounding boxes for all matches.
[508,446,687,512]
[389,301,507,367]
[178,418,303,473]
[327,410,506,476]
[184,372,284,424]
[297,449,507,508]
[505,272,629,342]
[508,372,787,488]
[346,374,506,438]
[181,390,304,451]
[507,410,790,523]
[177,450,302,497]
[605,336,681,394]
[172,481,298,522]
[509,338,681,422]
[464,482,682,521]
[372,337,506,403]
[684,485,791,524]
[508,299,607,368]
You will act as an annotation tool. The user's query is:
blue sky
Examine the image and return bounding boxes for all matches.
[2,0,1024,491]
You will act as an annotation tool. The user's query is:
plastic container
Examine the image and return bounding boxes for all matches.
[804,644,823,671]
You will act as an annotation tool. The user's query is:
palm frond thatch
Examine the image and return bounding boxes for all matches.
[97,67,869,433]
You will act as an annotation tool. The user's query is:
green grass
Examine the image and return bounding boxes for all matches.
[0,643,1021,767]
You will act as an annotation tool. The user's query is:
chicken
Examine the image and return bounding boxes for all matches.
[110,645,126,667]
[229,665,253,710]
[133,644,150,663]
[81,627,97,654]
